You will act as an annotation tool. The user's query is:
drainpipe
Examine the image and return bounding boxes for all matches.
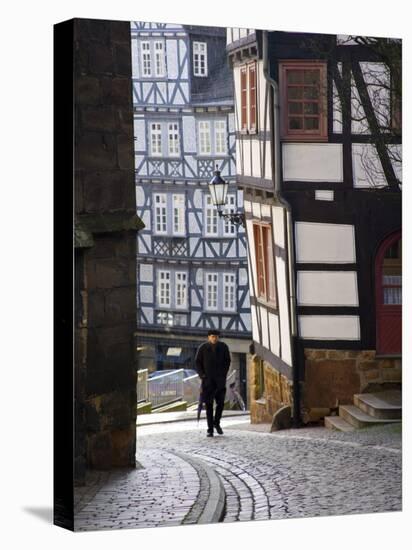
[262,30,302,428]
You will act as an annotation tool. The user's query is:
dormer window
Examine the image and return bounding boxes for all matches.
[193,42,208,77]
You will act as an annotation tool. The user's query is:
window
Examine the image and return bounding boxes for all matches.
[154,41,165,77]
[154,193,167,234]
[150,123,162,156]
[141,41,151,76]
[279,61,327,140]
[158,271,171,306]
[172,194,185,235]
[156,312,174,326]
[198,121,211,155]
[176,272,188,308]
[205,195,218,236]
[204,271,237,312]
[168,123,180,156]
[153,192,186,236]
[223,273,236,311]
[156,269,189,311]
[239,61,257,132]
[253,223,277,305]
[206,273,218,310]
[140,40,165,78]
[193,42,207,76]
[215,120,227,154]
[223,194,236,236]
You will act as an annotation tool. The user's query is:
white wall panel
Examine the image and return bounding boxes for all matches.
[268,312,280,356]
[299,315,360,340]
[134,119,146,151]
[179,39,188,78]
[140,285,153,303]
[295,222,356,264]
[251,306,259,342]
[131,38,140,78]
[297,271,359,306]
[252,201,261,219]
[282,143,343,182]
[260,306,269,349]
[135,186,145,208]
[142,307,153,324]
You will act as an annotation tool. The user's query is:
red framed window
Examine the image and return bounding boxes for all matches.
[240,66,248,130]
[253,223,276,306]
[240,61,258,133]
[279,61,327,141]
[376,232,402,355]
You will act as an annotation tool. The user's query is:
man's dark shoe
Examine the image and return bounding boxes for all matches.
[213,422,223,435]
[207,429,214,437]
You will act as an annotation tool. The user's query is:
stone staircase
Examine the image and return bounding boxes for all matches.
[324,390,401,431]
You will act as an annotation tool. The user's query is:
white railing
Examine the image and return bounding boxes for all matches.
[137,369,149,403]
[149,369,184,408]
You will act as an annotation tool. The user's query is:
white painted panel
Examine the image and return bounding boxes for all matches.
[227,242,236,258]
[179,83,189,104]
[260,306,269,349]
[261,204,271,218]
[191,289,201,308]
[135,186,145,207]
[195,268,203,285]
[251,306,259,343]
[191,311,201,325]
[142,82,152,102]
[282,144,343,182]
[142,307,153,324]
[142,210,151,227]
[242,313,252,332]
[244,200,252,213]
[299,315,360,340]
[315,190,334,201]
[252,201,261,219]
[275,250,292,366]
[297,271,359,306]
[192,189,202,208]
[157,82,167,103]
[268,312,280,356]
[352,144,387,188]
[264,139,271,180]
[166,39,178,79]
[222,317,230,330]
[242,139,252,177]
[179,39,188,78]
[239,268,248,285]
[272,206,285,248]
[134,119,146,151]
[140,264,153,282]
[188,212,199,233]
[251,139,261,178]
[245,219,257,297]
[135,154,147,176]
[295,222,356,264]
[258,62,267,132]
[140,285,153,303]
[131,38,140,78]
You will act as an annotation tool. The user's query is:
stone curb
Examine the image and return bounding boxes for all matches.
[172,450,226,525]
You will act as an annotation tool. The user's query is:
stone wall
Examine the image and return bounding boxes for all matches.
[248,355,293,423]
[301,348,402,422]
[74,18,143,481]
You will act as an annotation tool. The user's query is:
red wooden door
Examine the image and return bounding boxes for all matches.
[376,232,402,354]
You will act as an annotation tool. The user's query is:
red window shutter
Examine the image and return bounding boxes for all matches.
[241,67,248,130]
[249,63,257,131]
[263,226,277,305]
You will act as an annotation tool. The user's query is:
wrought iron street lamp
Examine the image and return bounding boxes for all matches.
[208,167,245,227]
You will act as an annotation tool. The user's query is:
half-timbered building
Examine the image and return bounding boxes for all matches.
[130,22,252,396]
[227,29,401,425]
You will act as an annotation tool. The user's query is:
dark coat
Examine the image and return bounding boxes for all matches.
[195,341,231,389]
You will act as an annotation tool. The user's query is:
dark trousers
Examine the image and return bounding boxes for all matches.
[202,379,226,431]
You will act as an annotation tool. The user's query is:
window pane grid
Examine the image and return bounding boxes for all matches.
[215,120,227,154]
[223,273,236,310]
[206,273,218,309]
[141,41,151,76]
[154,193,167,233]
[193,42,207,76]
[168,123,180,156]
[223,195,236,235]
[159,271,171,307]
[206,195,218,235]
[176,272,188,308]
[173,194,185,234]
[199,121,211,154]
[151,123,162,156]
[154,41,165,77]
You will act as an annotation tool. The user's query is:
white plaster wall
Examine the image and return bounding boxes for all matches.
[140,285,153,303]
[131,37,140,78]
[135,186,145,208]
[295,222,356,264]
[142,307,153,324]
[251,139,261,178]
[179,39,188,78]
[140,264,154,282]
[243,200,252,213]
[268,312,280,356]
[245,218,257,297]
[282,144,343,182]
[297,271,359,306]
[134,119,146,151]
[299,315,361,340]
[135,155,147,176]
[252,201,261,219]
[260,306,269,349]
[195,268,203,286]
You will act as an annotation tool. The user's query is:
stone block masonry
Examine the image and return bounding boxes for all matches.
[74,18,144,482]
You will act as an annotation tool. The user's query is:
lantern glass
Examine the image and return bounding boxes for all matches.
[208,170,228,207]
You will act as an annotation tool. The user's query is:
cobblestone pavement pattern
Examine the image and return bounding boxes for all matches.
[74,418,401,531]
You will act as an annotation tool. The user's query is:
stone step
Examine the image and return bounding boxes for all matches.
[324,416,355,432]
[353,391,402,420]
[339,404,401,429]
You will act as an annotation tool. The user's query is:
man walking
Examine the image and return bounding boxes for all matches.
[195,330,231,437]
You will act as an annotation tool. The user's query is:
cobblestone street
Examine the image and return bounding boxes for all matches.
[74,416,402,531]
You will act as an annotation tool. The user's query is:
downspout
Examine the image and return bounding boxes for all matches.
[262,31,302,427]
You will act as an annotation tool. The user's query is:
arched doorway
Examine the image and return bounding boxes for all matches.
[375,232,402,355]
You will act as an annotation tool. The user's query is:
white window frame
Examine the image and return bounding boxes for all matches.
[223,194,236,236]
[158,270,171,307]
[193,41,208,77]
[150,123,162,156]
[175,271,188,309]
[205,194,218,236]
[141,41,152,77]
[206,273,218,310]
[154,193,167,234]
[223,272,236,312]
[172,193,185,235]
[168,122,180,157]
[154,40,166,77]
[156,311,174,326]
[215,120,227,154]
[198,120,211,155]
